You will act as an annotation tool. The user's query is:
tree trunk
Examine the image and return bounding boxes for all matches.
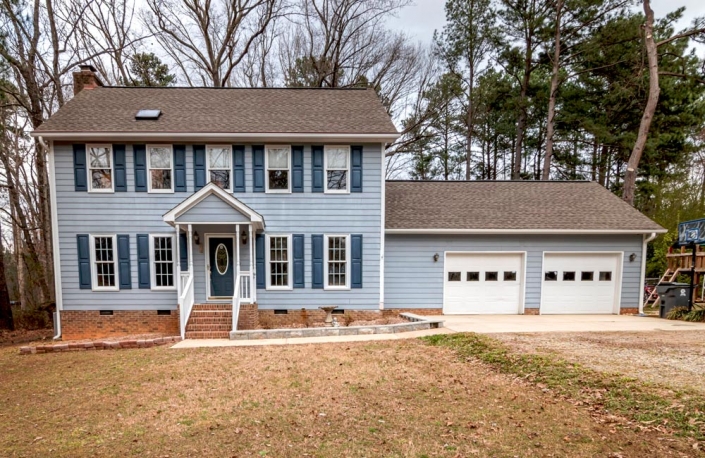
[623,0,659,205]
[0,220,14,331]
[466,67,474,180]
[542,0,563,180]
[513,38,532,180]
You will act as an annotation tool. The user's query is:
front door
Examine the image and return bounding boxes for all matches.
[209,237,235,298]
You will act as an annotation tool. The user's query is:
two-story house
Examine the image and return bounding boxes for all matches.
[34,65,665,340]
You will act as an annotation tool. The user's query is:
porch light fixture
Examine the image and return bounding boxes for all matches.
[241,229,248,245]
[433,253,439,262]
[193,231,200,246]
[629,253,636,262]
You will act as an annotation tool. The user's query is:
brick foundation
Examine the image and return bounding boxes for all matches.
[620,307,639,315]
[524,308,540,315]
[61,310,180,340]
[238,303,259,330]
[257,308,443,328]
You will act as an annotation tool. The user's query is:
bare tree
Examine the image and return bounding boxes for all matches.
[143,0,287,87]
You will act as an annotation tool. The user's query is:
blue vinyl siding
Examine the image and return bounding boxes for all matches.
[384,234,644,311]
[53,142,382,311]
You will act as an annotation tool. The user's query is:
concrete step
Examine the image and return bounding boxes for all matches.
[185,330,230,339]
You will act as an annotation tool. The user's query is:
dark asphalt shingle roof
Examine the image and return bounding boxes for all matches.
[35,87,398,135]
[385,181,664,232]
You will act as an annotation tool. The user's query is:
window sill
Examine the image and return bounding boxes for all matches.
[265,189,291,194]
[151,287,177,291]
[266,286,293,291]
[88,189,115,194]
[323,189,350,195]
[147,189,175,194]
[324,286,351,291]
[91,287,119,292]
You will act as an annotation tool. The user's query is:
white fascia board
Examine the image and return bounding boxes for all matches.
[31,131,400,143]
[385,228,668,235]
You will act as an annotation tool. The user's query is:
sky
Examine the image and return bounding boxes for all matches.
[388,0,705,54]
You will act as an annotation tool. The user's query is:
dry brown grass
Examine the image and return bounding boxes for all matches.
[0,338,699,457]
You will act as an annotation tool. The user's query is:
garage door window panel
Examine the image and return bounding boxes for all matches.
[467,272,479,281]
[503,271,517,281]
[563,271,576,281]
[599,271,612,281]
[545,271,558,281]
[448,272,461,282]
[485,271,498,281]
[581,271,594,281]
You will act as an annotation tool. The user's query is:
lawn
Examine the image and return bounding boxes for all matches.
[0,336,701,457]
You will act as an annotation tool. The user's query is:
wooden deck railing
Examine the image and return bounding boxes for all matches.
[667,245,705,272]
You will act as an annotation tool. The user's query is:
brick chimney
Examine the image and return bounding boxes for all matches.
[73,65,103,96]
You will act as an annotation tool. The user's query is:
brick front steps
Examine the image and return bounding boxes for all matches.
[185,304,232,339]
[229,313,444,340]
[19,336,181,355]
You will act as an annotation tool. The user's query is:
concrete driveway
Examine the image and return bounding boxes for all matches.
[432,314,705,334]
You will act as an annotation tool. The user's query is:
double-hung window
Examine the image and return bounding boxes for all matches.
[324,146,350,193]
[150,235,176,290]
[147,145,173,192]
[87,144,113,192]
[207,145,232,191]
[324,234,350,289]
[266,234,292,289]
[265,145,290,193]
[90,235,118,291]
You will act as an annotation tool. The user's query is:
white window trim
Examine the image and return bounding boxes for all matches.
[86,144,114,193]
[324,145,351,194]
[265,234,293,290]
[206,144,233,192]
[146,144,174,193]
[324,234,351,290]
[89,234,119,291]
[264,144,292,194]
[149,234,177,291]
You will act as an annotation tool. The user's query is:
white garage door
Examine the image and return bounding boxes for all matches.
[444,253,524,314]
[541,253,621,314]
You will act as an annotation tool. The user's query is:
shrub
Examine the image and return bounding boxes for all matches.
[666,306,689,320]
[684,308,705,322]
[12,305,52,330]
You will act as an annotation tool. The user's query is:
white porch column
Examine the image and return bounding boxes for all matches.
[250,224,255,303]
[176,224,181,298]
[187,224,194,274]
[235,224,240,295]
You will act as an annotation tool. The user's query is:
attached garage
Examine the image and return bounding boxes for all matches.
[541,252,622,314]
[444,252,524,314]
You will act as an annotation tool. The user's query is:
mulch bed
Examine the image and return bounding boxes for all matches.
[0,328,54,347]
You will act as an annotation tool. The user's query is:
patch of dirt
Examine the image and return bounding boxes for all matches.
[0,339,700,456]
[52,333,171,345]
[0,328,53,347]
[494,330,705,394]
[258,317,407,329]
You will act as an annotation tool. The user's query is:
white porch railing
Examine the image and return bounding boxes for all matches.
[239,271,252,302]
[179,274,195,339]
[232,273,242,332]
[180,272,190,292]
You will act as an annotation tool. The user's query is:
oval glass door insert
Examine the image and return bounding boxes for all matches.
[215,243,229,275]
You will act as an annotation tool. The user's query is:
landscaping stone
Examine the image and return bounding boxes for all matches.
[18,335,181,355]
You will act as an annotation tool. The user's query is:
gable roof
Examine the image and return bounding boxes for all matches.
[163,183,264,229]
[385,181,665,234]
[33,87,398,142]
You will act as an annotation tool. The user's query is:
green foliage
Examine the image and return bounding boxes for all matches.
[684,308,705,322]
[123,53,176,87]
[666,306,689,320]
[424,333,705,439]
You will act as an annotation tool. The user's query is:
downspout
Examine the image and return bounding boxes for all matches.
[638,232,657,316]
[40,136,62,340]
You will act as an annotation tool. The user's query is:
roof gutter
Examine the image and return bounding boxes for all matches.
[385,228,668,235]
[30,131,400,143]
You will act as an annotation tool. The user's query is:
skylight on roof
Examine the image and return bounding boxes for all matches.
[135,109,161,120]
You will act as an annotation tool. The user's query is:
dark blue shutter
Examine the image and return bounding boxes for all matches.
[351,234,363,288]
[113,145,127,192]
[351,145,363,193]
[179,232,188,271]
[194,145,206,190]
[293,234,304,288]
[117,234,131,289]
[174,145,187,192]
[253,145,265,192]
[312,146,324,192]
[312,234,324,288]
[73,144,87,191]
[137,234,150,289]
[256,234,265,289]
[233,145,245,192]
[133,144,147,192]
[76,234,91,289]
[292,146,304,193]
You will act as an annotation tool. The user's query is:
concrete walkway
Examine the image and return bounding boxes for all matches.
[171,315,705,348]
[437,314,705,334]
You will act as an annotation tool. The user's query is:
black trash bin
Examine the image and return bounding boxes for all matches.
[657,282,692,318]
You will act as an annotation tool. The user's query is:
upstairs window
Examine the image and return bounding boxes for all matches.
[87,144,113,192]
[266,145,290,192]
[207,145,231,190]
[90,235,118,290]
[325,146,350,193]
[147,145,173,192]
